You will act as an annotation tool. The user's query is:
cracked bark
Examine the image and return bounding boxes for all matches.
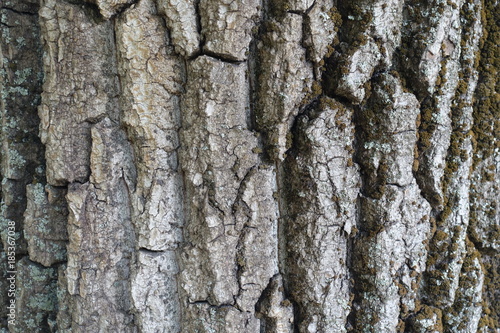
[0,0,498,332]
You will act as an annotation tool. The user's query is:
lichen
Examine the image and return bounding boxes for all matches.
[300,80,322,106]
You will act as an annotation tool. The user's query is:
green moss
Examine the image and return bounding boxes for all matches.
[434,230,448,242]
[252,147,263,154]
[397,282,408,297]
[328,6,342,32]
[472,0,500,167]
[436,59,448,93]
[479,246,500,330]
[456,80,468,96]
[300,80,322,107]
[319,96,344,112]
[285,131,293,150]
[483,171,494,182]
[412,305,444,332]
[442,238,484,329]
[268,0,290,19]
[413,148,420,172]
[418,103,438,151]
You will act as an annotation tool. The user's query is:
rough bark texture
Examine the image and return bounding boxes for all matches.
[0,0,498,332]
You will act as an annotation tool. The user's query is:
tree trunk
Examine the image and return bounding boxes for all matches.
[0,0,498,332]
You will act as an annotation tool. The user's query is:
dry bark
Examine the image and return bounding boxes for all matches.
[1,0,499,332]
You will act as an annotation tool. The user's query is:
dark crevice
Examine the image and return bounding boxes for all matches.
[64,0,140,20]
[187,300,238,310]
[154,3,182,60]
[70,177,91,185]
[194,0,205,55]
[304,0,317,14]
[199,50,245,64]
[185,49,203,61]
[287,10,306,16]
[466,232,498,256]
[275,161,300,333]
[110,0,141,18]
[61,0,104,23]
[247,50,258,132]
[279,107,311,333]
[272,92,304,330]
[137,247,167,254]
[0,6,37,16]
[247,2,267,133]
[84,115,107,125]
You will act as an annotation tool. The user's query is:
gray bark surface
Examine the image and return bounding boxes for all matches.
[0,0,498,332]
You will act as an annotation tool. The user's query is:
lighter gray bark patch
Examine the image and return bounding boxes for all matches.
[334,0,404,104]
[156,0,200,57]
[255,13,313,161]
[178,55,282,331]
[24,184,68,267]
[353,74,431,332]
[13,257,58,332]
[64,119,137,332]
[199,0,261,61]
[131,250,180,333]
[39,0,120,185]
[115,0,184,252]
[284,98,359,332]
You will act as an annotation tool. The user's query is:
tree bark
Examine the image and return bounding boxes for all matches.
[0,0,498,332]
